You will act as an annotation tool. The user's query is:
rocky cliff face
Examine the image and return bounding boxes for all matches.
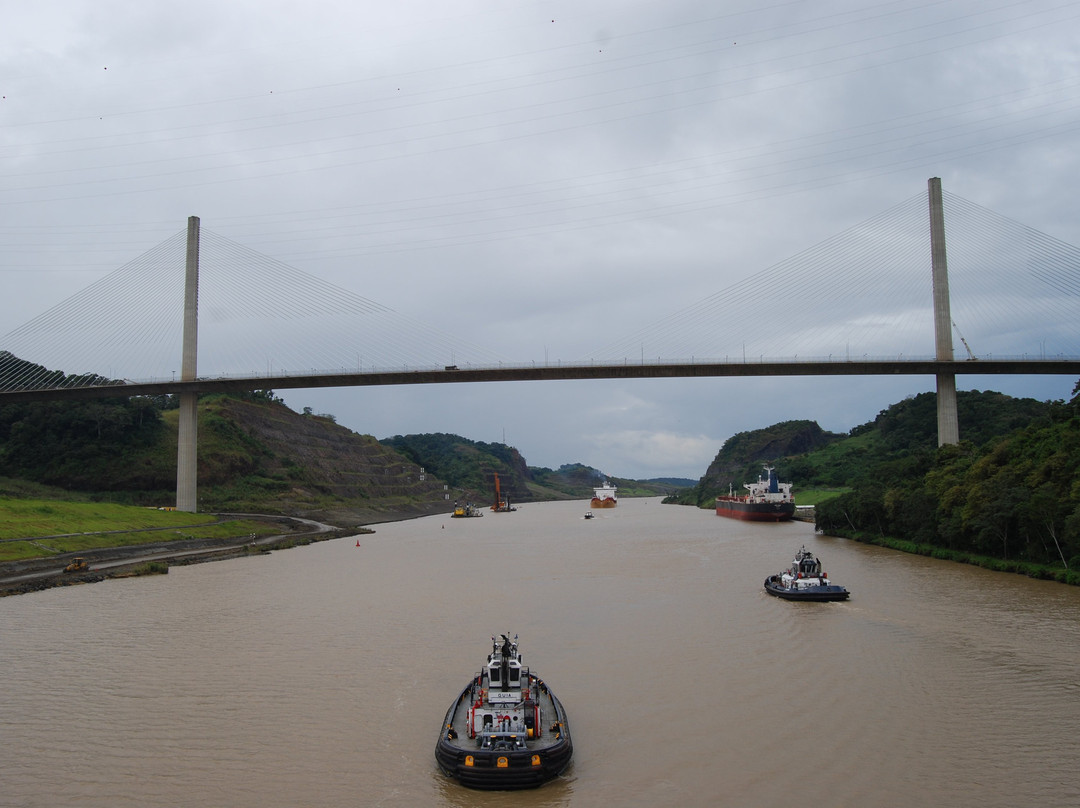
[701,420,834,480]
[198,397,451,519]
[671,419,839,508]
[378,432,536,503]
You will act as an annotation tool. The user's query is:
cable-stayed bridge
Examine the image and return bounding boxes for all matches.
[2,179,1079,509]
[3,183,1079,396]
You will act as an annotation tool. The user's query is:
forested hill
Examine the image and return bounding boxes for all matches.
[670,420,843,508]
[0,392,449,520]
[380,432,533,503]
[378,434,686,501]
[0,390,686,520]
[672,390,1065,509]
[816,385,1080,578]
[668,384,1080,581]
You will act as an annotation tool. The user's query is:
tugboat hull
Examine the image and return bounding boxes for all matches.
[435,682,572,789]
[436,636,573,790]
[764,546,850,601]
[764,575,849,601]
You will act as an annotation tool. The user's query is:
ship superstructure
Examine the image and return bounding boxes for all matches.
[716,466,794,522]
[590,481,617,508]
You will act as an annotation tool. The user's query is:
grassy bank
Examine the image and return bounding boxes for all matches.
[0,498,280,563]
[793,488,848,507]
[827,528,1080,586]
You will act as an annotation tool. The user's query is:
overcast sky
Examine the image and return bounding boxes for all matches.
[3,1,1079,479]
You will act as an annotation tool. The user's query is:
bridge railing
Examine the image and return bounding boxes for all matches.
[136,352,1080,384]
[3,353,1079,394]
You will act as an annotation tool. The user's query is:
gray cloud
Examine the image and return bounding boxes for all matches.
[3,1,1078,477]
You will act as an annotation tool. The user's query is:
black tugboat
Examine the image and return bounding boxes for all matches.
[764,546,850,601]
[435,634,572,790]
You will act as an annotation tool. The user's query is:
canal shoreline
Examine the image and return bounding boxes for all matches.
[0,501,447,597]
[7,499,1073,596]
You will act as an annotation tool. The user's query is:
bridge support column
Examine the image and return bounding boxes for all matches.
[929,178,959,446]
[176,216,200,512]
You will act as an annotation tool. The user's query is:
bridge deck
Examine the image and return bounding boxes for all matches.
[2,358,1078,402]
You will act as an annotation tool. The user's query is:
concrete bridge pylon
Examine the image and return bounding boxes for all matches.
[176,216,199,512]
[929,178,960,446]
[167,183,963,508]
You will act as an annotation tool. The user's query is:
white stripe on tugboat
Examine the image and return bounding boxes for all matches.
[435,634,572,790]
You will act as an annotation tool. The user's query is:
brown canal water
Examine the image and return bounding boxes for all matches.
[2,497,1079,807]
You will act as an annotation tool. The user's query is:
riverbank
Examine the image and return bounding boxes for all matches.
[828,527,1080,586]
[0,500,451,598]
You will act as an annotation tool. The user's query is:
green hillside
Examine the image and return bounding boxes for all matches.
[378,435,689,502]
[380,432,535,504]
[815,385,1080,581]
[664,384,1079,583]
[0,390,450,520]
[672,390,1064,509]
[0,386,688,526]
[668,419,844,507]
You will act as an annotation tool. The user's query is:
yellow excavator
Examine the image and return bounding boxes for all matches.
[63,557,89,573]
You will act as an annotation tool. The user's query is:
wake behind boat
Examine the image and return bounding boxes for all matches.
[435,634,572,790]
[764,546,850,601]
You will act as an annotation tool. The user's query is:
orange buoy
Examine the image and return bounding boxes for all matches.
[355,539,361,547]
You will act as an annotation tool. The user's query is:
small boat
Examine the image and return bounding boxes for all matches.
[764,546,849,601]
[435,634,573,790]
[590,481,617,508]
[582,512,595,519]
[451,502,484,518]
[716,466,795,522]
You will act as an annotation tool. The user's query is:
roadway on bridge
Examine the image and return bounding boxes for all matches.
[3,358,1078,403]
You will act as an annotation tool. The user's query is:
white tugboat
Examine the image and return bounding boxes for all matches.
[764,546,850,601]
[435,634,573,790]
